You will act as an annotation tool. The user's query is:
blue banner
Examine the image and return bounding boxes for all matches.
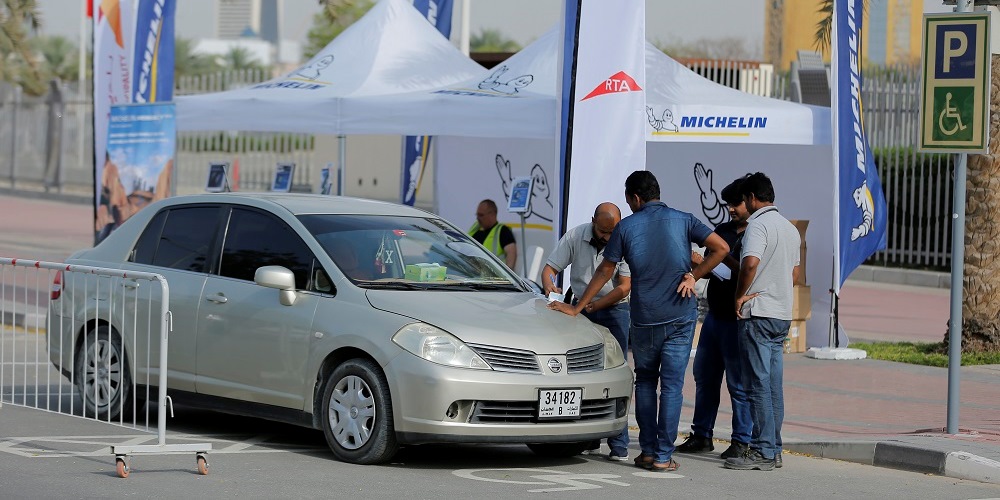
[132,0,176,103]
[401,0,453,205]
[833,0,887,288]
[96,103,176,243]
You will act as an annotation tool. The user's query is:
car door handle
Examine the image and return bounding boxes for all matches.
[205,294,228,304]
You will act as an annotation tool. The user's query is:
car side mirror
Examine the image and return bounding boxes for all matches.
[255,265,297,306]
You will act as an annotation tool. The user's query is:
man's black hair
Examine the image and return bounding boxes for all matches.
[624,170,660,203]
[720,178,745,205]
[739,172,775,203]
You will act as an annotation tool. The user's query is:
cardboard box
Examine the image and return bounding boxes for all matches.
[792,285,812,320]
[789,219,809,286]
[786,320,807,353]
[404,263,447,282]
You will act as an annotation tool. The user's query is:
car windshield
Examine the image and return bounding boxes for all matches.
[298,214,526,291]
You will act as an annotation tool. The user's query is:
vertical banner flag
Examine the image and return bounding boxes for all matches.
[559,0,646,234]
[831,0,888,289]
[96,103,176,243]
[401,0,454,206]
[94,0,177,243]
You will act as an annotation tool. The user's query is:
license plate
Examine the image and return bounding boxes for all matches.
[538,388,582,419]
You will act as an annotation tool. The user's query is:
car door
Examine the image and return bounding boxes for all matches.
[195,206,319,409]
[125,205,223,392]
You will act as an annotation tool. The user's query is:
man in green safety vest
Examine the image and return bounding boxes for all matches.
[469,199,518,270]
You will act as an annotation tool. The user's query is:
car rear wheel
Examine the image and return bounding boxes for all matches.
[527,441,593,457]
[321,358,398,464]
[75,325,133,421]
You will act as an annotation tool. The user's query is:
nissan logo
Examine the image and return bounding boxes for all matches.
[547,357,562,373]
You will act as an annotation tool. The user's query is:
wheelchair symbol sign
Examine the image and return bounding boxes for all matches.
[932,86,974,142]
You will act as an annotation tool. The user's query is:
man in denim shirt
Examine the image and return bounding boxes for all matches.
[550,171,728,472]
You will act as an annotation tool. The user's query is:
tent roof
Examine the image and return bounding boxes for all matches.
[177,5,829,145]
[176,0,483,133]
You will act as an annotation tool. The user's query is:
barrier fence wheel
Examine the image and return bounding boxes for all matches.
[115,457,130,479]
[196,454,209,475]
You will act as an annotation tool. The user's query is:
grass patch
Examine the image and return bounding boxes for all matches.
[850,341,1000,367]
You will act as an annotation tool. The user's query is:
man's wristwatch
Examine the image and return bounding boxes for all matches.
[684,272,695,280]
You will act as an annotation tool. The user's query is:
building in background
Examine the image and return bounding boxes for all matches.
[765,0,922,71]
[201,0,299,71]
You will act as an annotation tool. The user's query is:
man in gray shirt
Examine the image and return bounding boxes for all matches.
[725,172,800,472]
[542,202,631,461]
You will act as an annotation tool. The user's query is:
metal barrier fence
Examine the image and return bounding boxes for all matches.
[0,258,210,478]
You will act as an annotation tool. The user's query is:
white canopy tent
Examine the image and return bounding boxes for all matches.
[175,0,484,134]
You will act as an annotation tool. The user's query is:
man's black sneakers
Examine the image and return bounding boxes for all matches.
[720,439,750,459]
[675,433,715,453]
[723,448,775,471]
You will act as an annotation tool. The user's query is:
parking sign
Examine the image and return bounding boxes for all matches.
[919,13,991,153]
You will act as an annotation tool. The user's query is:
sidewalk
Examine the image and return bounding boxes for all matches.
[2,194,999,483]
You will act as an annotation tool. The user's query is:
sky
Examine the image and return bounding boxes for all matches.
[36,0,953,58]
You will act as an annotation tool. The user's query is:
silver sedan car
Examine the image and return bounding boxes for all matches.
[47,193,633,464]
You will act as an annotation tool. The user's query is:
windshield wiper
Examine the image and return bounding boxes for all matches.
[357,281,426,290]
[434,281,522,291]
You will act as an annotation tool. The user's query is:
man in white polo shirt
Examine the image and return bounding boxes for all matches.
[542,202,631,461]
[725,172,801,472]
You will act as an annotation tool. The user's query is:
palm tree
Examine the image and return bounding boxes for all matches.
[220,46,263,72]
[471,28,521,53]
[33,35,78,83]
[815,1,1000,352]
[0,0,45,95]
[305,0,374,59]
[174,38,221,80]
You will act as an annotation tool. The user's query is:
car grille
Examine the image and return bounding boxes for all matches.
[470,398,621,423]
[467,343,540,373]
[566,343,604,373]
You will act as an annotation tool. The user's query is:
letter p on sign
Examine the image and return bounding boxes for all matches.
[934,24,977,79]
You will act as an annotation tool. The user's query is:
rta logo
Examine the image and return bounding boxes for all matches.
[581,71,642,101]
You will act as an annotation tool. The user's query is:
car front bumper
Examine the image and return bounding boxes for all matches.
[385,352,633,445]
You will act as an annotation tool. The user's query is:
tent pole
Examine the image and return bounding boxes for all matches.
[338,134,346,196]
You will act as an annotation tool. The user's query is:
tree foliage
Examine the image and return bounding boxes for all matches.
[0,0,44,94]
[470,28,521,53]
[654,36,761,61]
[219,46,264,72]
[813,0,868,52]
[174,37,221,80]
[305,0,374,59]
[33,35,78,83]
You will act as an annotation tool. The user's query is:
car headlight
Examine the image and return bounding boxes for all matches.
[392,323,492,370]
[601,327,626,369]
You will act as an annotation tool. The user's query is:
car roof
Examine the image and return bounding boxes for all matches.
[160,193,435,218]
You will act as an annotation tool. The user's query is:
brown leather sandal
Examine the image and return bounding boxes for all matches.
[650,458,680,472]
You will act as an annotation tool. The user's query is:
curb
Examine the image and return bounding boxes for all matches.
[1,309,47,331]
[784,441,1000,485]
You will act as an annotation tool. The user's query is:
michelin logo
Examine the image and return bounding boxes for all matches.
[850,180,875,241]
[646,106,768,134]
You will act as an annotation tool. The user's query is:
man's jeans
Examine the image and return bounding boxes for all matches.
[691,312,752,444]
[583,302,630,454]
[630,311,696,463]
[737,317,791,460]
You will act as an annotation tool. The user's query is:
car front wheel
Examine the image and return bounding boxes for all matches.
[321,358,398,464]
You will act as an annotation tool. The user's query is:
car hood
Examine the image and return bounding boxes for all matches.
[365,290,607,354]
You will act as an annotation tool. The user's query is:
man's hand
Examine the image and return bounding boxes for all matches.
[677,272,697,298]
[547,301,579,316]
[735,292,759,319]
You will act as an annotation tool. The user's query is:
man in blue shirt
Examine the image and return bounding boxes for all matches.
[550,171,728,472]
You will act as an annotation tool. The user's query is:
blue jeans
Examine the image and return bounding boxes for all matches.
[691,312,752,444]
[583,302,630,454]
[630,311,696,463]
[737,317,791,460]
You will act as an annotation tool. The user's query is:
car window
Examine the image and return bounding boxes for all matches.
[131,209,167,264]
[148,207,220,272]
[298,214,524,290]
[219,208,314,289]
